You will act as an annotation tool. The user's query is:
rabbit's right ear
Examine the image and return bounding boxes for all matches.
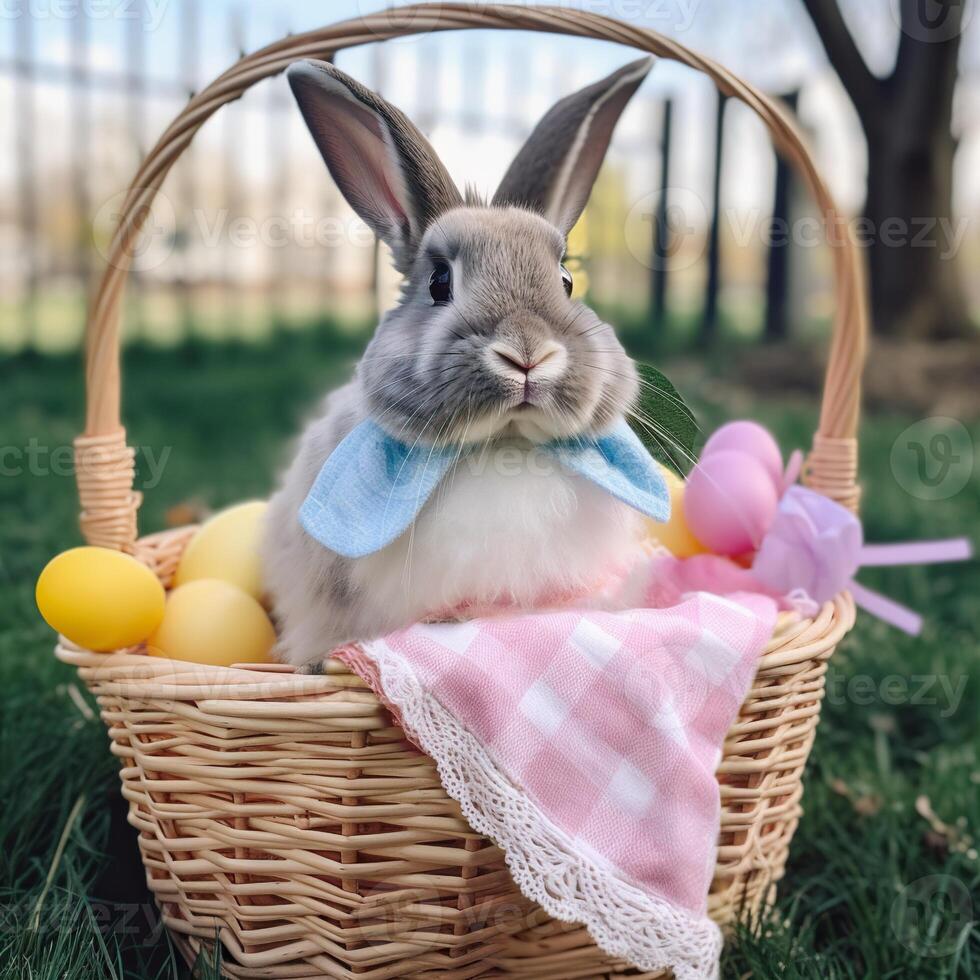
[493,57,654,235]
[287,60,463,272]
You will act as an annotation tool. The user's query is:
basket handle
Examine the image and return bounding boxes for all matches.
[75,1,867,552]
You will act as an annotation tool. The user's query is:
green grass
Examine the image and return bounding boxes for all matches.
[1,335,977,978]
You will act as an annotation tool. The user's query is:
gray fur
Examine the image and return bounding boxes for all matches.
[288,59,463,271]
[264,60,652,669]
[493,57,654,234]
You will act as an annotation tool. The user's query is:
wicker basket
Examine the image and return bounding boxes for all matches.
[58,4,868,978]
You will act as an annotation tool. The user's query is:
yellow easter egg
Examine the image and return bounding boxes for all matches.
[148,579,275,666]
[36,547,166,652]
[646,467,708,559]
[174,500,268,601]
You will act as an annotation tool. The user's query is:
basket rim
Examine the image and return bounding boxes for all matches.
[55,592,855,695]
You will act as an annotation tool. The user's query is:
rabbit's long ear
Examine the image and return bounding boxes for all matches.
[287,60,463,272]
[493,58,654,235]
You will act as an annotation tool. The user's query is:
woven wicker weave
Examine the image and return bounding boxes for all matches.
[58,4,868,977]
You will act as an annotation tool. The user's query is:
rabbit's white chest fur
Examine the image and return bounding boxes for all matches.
[264,436,646,667]
[349,444,644,625]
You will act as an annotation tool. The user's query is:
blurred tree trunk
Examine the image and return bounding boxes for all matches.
[702,93,727,343]
[800,0,971,339]
[765,91,799,341]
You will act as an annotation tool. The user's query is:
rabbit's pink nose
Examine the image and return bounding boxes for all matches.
[489,341,565,379]
[494,348,533,374]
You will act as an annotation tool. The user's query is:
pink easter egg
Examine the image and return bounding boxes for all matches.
[685,450,780,555]
[701,421,784,490]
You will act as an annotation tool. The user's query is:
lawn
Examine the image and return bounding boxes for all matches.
[1,334,977,979]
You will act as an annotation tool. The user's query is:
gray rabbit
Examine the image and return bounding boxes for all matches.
[263,56,655,669]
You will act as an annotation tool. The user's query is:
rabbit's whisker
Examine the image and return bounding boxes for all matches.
[397,409,451,591]
[580,361,699,419]
[626,409,699,472]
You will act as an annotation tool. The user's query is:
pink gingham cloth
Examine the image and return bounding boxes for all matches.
[337,568,777,980]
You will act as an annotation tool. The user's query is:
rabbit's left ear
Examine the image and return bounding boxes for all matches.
[493,57,654,235]
[287,59,462,273]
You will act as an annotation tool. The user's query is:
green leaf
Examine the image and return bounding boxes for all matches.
[629,362,699,477]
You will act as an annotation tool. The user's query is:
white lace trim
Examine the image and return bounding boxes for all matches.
[351,640,723,980]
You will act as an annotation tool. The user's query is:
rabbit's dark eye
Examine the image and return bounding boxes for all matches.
[560,264,573,297]
[429,261,452,304]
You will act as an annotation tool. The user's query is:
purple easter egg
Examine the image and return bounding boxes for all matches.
[702,421,784,490]
[685,450,780,555]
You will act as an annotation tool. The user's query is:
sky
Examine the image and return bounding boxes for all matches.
[2,0,980,217]
[8,0,977,85]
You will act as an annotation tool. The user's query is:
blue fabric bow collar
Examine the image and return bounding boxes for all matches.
[299,418,669,559]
